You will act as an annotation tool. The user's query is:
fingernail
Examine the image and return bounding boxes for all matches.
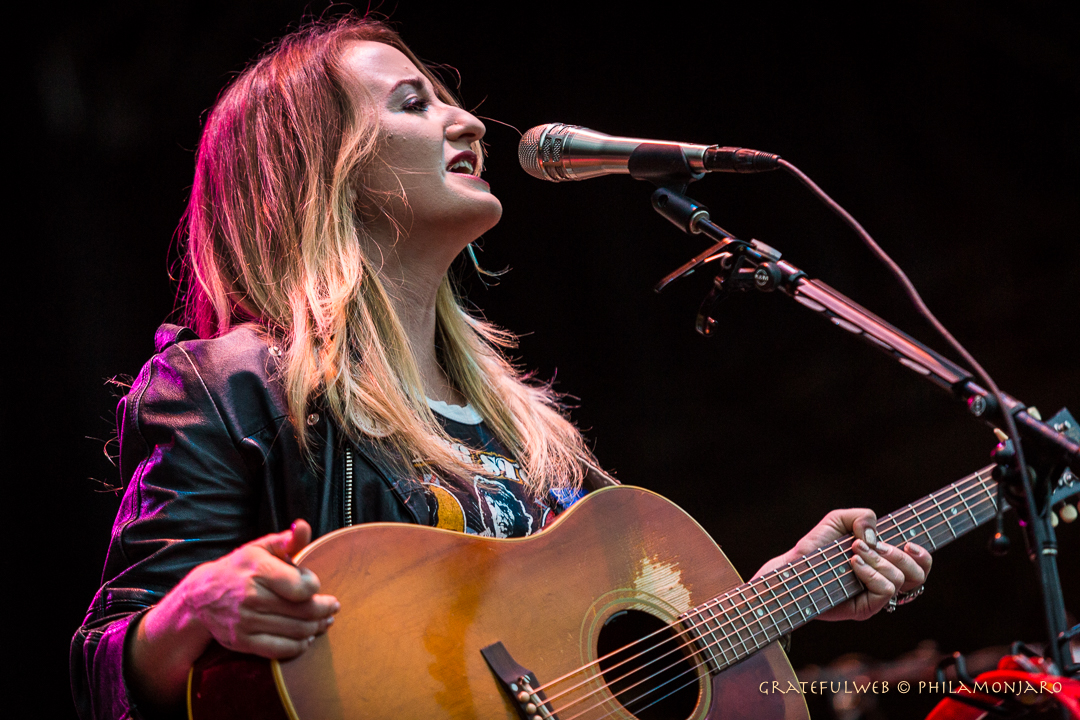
[307,635,316,645]
[865,529,878,548]
[855,539,869,552]
[326,615,334,626]
[332,601,341,613]
[854,555,866,566]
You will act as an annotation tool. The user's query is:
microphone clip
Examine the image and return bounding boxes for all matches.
[649,186,803,337]
[627,143,704,192]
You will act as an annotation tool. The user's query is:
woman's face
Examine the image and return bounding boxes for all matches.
[342,41,502,262]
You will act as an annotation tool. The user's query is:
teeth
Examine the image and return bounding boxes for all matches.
[449,160,475,174]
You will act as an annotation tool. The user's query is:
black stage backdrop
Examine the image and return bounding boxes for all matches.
[25,2,1077,718]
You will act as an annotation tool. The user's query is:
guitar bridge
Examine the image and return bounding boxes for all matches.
[480,641,559,720]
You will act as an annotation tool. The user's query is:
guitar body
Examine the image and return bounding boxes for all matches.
[189,485,809,720]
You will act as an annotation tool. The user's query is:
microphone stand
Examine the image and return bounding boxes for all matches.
[637,172,1078,676]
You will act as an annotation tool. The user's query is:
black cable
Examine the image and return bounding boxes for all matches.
[777,158,1061,668]
[777,159,1028,481]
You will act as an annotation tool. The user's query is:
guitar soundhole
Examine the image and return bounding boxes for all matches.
[597,610,700,720]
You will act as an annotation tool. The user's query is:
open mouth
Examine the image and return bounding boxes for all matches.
[447,152,478,176]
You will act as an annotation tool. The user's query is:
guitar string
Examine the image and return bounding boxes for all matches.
[537,473,996,717]
[558,481,999,720]
[544,541,858,715]
[531,468,993,708]
[533,467,993,703]
[580,480,998,717]
[626,467,1079,720]
[554,545,860,720]
[536,470,993,711]
[551,485,998,720]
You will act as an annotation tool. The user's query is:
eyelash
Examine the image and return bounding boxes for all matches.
[402,96,430,113]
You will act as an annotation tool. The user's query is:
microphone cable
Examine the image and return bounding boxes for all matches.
[778,158,1032,555]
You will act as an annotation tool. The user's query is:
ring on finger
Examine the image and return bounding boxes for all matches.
[885,585,925,613]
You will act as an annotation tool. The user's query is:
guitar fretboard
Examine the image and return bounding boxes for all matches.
[679,465,999,674]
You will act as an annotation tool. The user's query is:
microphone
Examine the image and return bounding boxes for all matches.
[518,124,780,182]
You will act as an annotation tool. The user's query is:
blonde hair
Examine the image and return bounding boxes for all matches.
[181,15,590,497]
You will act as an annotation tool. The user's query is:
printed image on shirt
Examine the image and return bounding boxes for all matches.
[426,483,466,532]
[417,405,584,539]
[420,441,547,538]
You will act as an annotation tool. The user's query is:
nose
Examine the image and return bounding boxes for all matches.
[445,107,486,143]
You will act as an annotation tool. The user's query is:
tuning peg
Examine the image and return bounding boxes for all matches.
[1059,503,1077,523]
[993,428,1009,442]
[1026,406,1042,420]
[1050,510,1059,528]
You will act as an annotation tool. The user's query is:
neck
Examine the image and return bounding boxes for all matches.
[367,236,465,406]
[681,465,999,675]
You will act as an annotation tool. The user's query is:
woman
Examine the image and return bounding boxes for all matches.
[70,15,930,720]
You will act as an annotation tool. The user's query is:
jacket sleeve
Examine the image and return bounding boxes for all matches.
[70,331,272,720]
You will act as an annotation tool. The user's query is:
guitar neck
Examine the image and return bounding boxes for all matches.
[681,464,999,674]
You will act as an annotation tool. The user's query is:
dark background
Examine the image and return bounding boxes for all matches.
[25,1,1077,717]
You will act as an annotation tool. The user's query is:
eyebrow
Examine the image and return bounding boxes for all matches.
[388,77,430,96]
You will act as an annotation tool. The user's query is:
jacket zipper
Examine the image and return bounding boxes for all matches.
[343,446,355,527]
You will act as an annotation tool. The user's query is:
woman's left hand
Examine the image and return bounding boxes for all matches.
[754,508,932,622]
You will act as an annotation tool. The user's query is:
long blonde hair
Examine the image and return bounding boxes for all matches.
[181,15,590,497]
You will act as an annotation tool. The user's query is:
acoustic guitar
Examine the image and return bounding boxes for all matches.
[187,464,1076,720]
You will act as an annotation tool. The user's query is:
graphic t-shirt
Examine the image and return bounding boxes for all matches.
[418,399,583,538]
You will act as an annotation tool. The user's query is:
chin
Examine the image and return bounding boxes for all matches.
[465,194,503,236]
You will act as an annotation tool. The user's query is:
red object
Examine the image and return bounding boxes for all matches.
[925,654,1079,720]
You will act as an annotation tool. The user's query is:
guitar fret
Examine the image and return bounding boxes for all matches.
[768,574,794,635]
[705,603,730,663]
[754,580,784,647]
[708,597,731,659]
[976,474,998,523]
[776,567,795,630]
[729,595,755,656]
[885,506,909,546]
[699,604,725,664]
[950,487,969,537]
[799,558,823,616]
[911,503,931,547]
[830,547,858,601]
[742,587,770,643]
[826,552,847,603]
[960,485,980,527]
[930,492,956,544]
[702,603,727,669]
[773,578,790,634]
[672,468,1003,681]
[679,602,719,674]
[783,563,814,625]
[809,554,834,607]
[826,545,863,601]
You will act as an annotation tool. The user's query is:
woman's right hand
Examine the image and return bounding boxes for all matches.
[127,520,339,707]
[180,519,339,657]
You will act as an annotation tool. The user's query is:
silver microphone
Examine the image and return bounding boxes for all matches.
[518,124,779,182]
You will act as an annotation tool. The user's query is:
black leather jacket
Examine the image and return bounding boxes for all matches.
[70,323,615,720]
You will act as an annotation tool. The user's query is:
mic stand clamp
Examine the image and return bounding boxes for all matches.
[650,186,807,334]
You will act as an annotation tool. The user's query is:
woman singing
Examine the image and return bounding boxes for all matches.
[71,15,930,720]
